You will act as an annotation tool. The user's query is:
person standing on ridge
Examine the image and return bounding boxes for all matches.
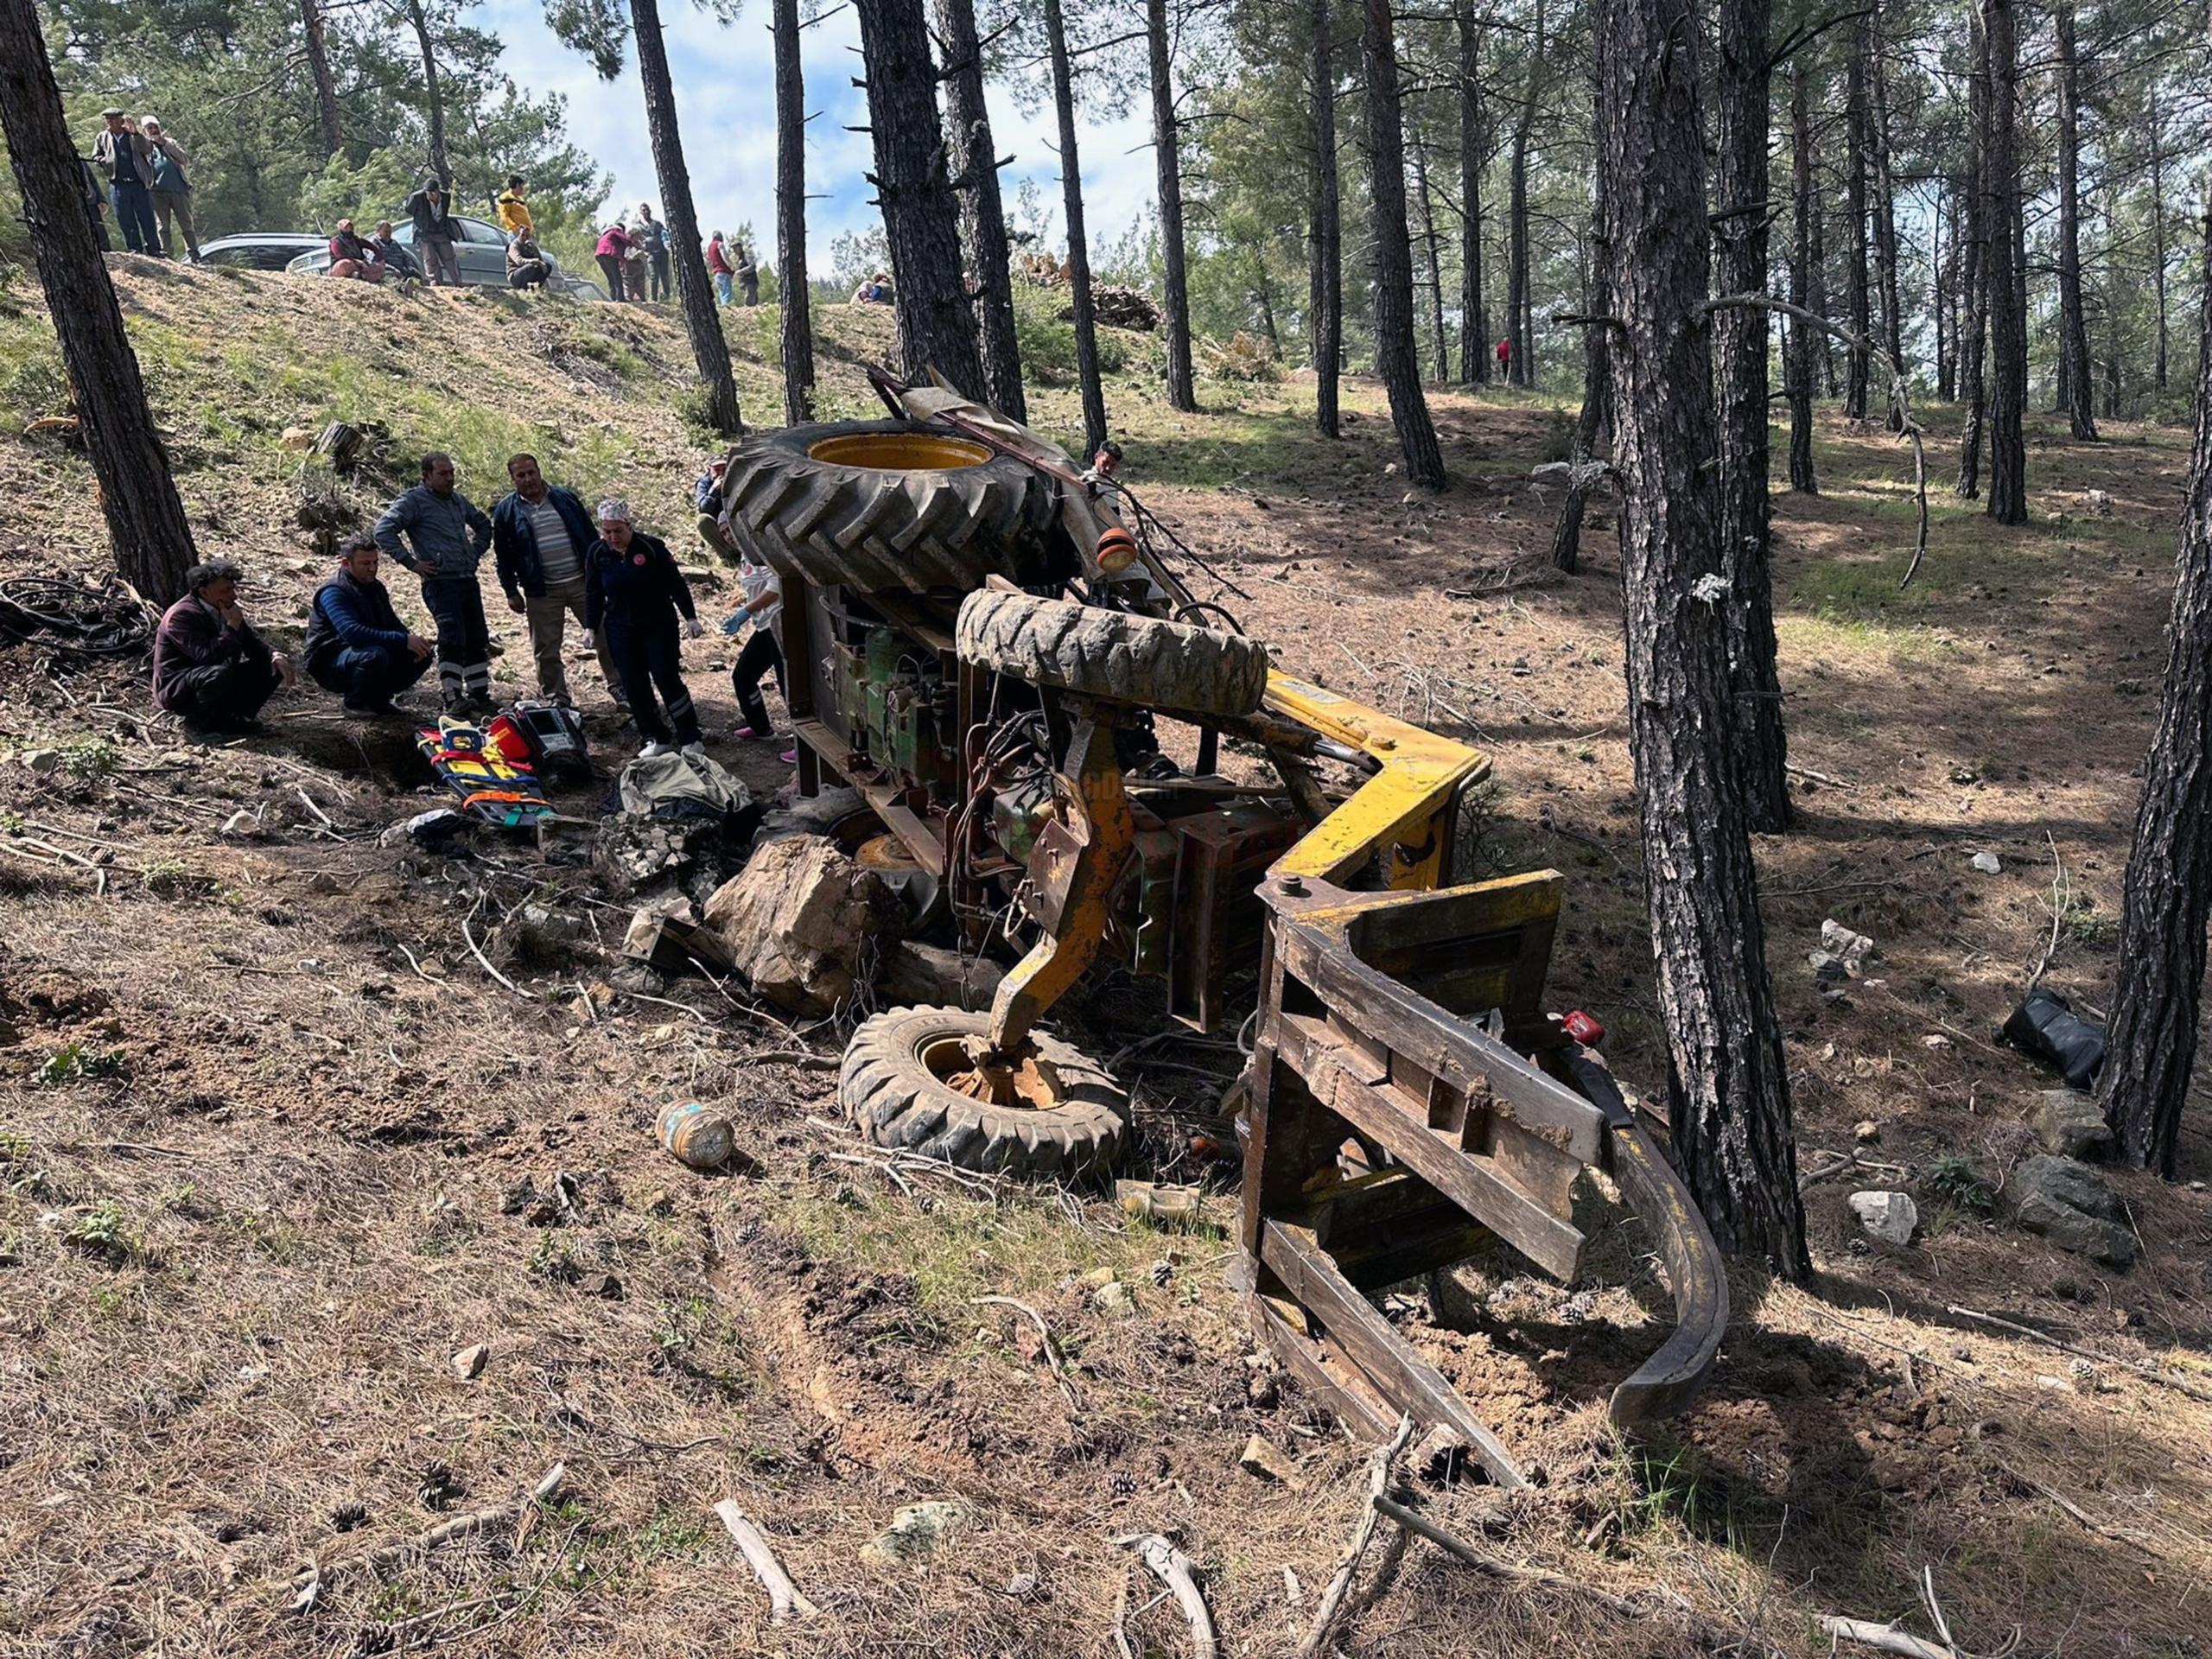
[1495,335,1511,378]
[635,202,671,302]
[706,231,734,305]
[405,177,462,286]
[496,175,533,238]
[140,118,199,261]
[92,107,158,256]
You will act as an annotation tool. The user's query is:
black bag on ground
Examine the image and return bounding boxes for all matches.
[1999,988,2106,1090]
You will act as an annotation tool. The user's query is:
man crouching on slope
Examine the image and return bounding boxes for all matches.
[302,535,435,715]
[151,559,294,733]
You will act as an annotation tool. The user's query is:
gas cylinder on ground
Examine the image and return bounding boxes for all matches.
[657,1100,735,1170]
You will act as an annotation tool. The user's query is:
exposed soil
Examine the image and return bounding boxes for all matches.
[1,266,2208,1658]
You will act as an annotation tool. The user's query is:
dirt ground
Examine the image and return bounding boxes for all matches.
[1,263,2208,1657]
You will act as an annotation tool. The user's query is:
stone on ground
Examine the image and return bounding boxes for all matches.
[702,835,899,1017]
[2006,1154,2136,1268]
[2030,1089,2113,1160]
[1848,1190,1919,1246]
[882,938,1005,1012]
[861,1499,973,1568]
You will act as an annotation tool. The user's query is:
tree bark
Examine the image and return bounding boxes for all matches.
[1787,55,1816,493]
[0,0,199,604]
[1716,0,1789,833]
[1843,24,1870,423]
[1808,175,1836,396]
[2054,0,2097,440]
[1505,0,1542,388]
[301,0,344,160]
[633,0,741,435]
[1458,0,1486,384]
[1361,0,1445,487]
[1550,79,1607,575]
[1145,0,1197,412]
[936,0,1024,420]
[2100,213,2212,1179]
[404,0,450,185]
[1933,181,1951,402]
[1411,124,1448,387]
[1983,0,2027,524]
[1043,0,1108,455]
[774,0,816,425]
[1956,16,1987,500]
[1868,6,1904,431]
[1309,0,1342,437]
[2151,98,2168,395]
[1596,0,1808,1277]
[857,0,986,404]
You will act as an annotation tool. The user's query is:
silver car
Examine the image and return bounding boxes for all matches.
[287,213,604,299]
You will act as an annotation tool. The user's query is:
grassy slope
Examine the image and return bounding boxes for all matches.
[0,259,2207,1658]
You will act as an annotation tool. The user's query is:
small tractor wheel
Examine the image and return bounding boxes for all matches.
[840,1005,1130,1179]
[719,420,1058,594]
[956,590,1271,719]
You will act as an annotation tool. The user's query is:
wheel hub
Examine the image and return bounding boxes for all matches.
[926,1033,1065,1112]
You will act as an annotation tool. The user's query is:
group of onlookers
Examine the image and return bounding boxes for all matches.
[85,107,198,260]
[321,173,549,291]
[149,452,790,770]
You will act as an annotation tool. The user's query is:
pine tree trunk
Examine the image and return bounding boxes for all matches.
[1809,186,1836,396]
[301,0,344,160]
[1957,19,1988,500]
[634,0,741,435]
[2054,0,2097,440]
[1309,0,1342,438]
[857,0,986,404]
[1716,0,1789,834]
[1595,0,1808,1278]
[1787,57,1816,494]
[2151,100,2168,395]
[404,0,450,185]
[1361,0,1445,487]
[774,0,816,425]
[1043,0,1108,455]
[1411,126,1448,387]
[1869,7,1904,432]
[2102,168,2123,419]
[1249,244,1281,352]
[1933,182,1952,402]
[2100,213,2212,1179]
[1505,7,1540,391]
[1843,28,1871,423]
[936,0,1024,421]
[1550,78,1607,575]
[1983,0,2027,524]
[1458,0,1485,384]
[0,0,199,604]
[1146,0,1197,412]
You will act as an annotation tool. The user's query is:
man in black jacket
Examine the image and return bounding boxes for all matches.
[302,537,435,714]
[404,178,462,287]
[493,454,624,708]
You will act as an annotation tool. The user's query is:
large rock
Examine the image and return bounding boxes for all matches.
[1848,1190,1919,1247]
[883,939,1005,1013]
[2030,1090,2113,1160]
[702,835,899,1017]
[2006,1154,2136,1268]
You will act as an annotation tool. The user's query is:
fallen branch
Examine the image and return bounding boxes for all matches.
[753,1050,839,1071]
[1819,1616,1955,1659]
[1945,1304,2212,1403]
[1297,1414,1414,1656]
[712,1498,821,1624]
[1128,1534,1218,1659]
[1371,1497,1643,1618]
[974,1294,1082,1410]
[462,913,537,1001]
[2025,831,2067,990]
[289,1462,565,1612]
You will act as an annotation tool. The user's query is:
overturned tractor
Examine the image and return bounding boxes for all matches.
[713,373,1725,1482]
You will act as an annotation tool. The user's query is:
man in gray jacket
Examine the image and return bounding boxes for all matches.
[373,452,497,713]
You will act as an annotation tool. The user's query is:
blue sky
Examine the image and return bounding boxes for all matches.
[473,0,1157,275]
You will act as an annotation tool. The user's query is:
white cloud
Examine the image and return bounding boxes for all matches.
[473,0,1159,272]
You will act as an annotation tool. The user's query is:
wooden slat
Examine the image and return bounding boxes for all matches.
[1275,1013,1586,1282]
[1278,925,1605,1164]
[1249,1293,1396,1443]
[1260,1221,1525,1487]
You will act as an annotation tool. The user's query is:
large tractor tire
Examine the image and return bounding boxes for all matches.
[720,421,1058,594]
[957,590,1271,719]
[841,1005,1130,1179]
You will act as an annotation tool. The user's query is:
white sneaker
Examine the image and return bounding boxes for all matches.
[639,740,671,759]
[680,742,706,761]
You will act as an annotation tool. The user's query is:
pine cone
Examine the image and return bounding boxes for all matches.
[329,1499,369,1534]
[417,1460,459,1511]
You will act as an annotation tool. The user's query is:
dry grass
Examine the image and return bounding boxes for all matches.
[0,267,2207,1656]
